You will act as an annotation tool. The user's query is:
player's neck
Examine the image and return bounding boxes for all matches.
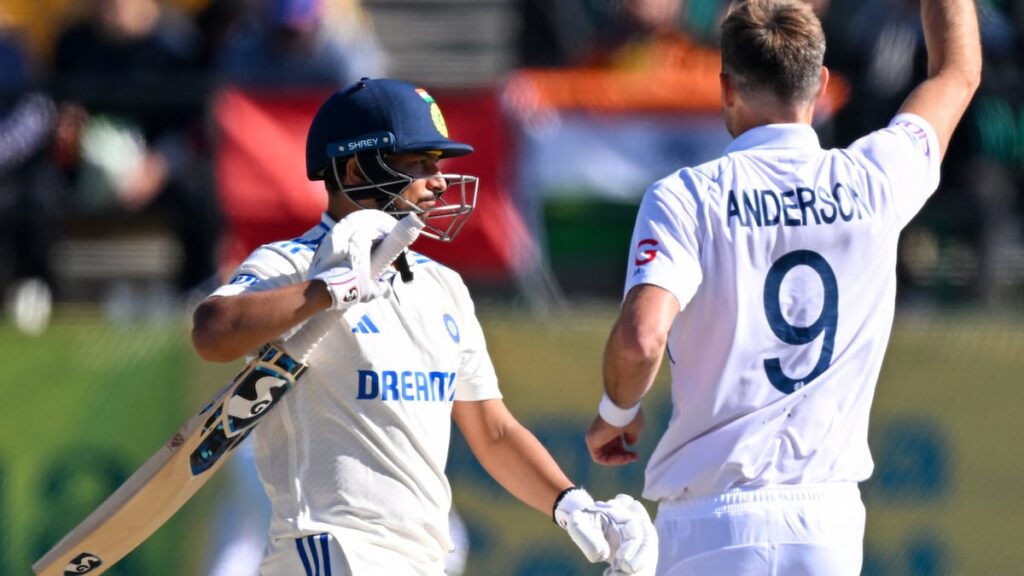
[727,102,815,137]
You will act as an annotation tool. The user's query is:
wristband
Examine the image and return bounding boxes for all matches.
[548,483,589,524]
[598,393,640,427]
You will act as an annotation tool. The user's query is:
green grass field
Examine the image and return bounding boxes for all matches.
[1,305,1021,575]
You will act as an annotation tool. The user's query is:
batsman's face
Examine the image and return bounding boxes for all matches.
[385,152,447,212]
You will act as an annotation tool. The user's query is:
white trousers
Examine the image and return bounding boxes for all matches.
[654,483,865,576]
[259,531,447,576]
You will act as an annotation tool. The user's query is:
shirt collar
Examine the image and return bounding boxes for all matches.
[723,123,820,154]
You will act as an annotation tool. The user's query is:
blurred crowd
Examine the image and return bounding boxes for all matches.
[521,0,1024,307]
[0,0,386,333]
[2,0,1024,335]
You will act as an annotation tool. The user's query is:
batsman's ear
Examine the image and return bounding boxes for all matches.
[326,157,364,193]
[344,156,366,186]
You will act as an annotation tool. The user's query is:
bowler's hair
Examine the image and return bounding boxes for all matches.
[720,0,825,103]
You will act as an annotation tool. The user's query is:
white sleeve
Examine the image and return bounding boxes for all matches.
[623,171,704,308]
[440,270,502,402]
[209,244,308,299]
[847,113,942,228]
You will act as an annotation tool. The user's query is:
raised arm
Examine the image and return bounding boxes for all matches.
[193,210,421,363]
[191,282,332,363]
[898,0,982,158]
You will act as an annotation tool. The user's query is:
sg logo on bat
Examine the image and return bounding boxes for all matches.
[63,552,102,575]
[189,345,307,476]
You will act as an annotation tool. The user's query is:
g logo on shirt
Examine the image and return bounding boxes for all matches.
[634,239,659,265]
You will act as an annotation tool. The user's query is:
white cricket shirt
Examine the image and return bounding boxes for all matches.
[624,114,941,501]
[210,213,502,571]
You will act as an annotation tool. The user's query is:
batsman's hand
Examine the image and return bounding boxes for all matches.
[308,210,415,310]
[587,409,645,466]
[555,489,658,575]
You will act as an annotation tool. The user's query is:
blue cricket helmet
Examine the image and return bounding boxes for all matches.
[305,78,474,181]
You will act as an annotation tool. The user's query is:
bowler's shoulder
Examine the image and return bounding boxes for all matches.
[846,114,937,158]
[643,161,721,209]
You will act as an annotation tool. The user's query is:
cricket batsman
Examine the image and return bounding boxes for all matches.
[192,78,658,575]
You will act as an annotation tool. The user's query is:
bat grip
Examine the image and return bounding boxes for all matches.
[285,214,424,360]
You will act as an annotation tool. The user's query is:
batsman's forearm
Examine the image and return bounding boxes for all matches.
[454,400,573,515]
[191,281,331,362]
[474,422,574,514]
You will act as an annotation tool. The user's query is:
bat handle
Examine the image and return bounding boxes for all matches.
[368,214,424,277]
[285,214,424,360]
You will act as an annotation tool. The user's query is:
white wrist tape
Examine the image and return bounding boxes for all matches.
[598,394,640,427]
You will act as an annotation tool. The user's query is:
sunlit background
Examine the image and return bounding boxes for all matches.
[2,0,1023,574]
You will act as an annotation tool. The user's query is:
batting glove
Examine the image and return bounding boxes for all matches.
[554,488,658,575]
[308,209,400,278]
[309,210,401,310]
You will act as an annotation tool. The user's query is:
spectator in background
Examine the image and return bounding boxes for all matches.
[51,0,220,297]
[195,0,259,70]
[0,15,59,334]
[517,0,603,67]
[214,0,385,89]
[520,0,720,71]
[582,0,717,70]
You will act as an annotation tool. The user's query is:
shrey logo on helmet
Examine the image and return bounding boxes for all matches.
[304,78,479,242]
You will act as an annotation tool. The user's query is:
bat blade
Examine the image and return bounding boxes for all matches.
[32,346,304,576]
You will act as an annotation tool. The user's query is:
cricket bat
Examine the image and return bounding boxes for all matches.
[33,215,424,576]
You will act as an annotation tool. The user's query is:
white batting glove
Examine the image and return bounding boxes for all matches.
[308,209,399,278]
[599,494,658,575]
[313,265,382,310]
[554,489,658,575]
[309,210,399,310]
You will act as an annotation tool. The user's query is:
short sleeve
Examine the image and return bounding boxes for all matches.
[208,244,309,299]
[623,171,704,308]
[847,113,941,228]
[441,271,502,402]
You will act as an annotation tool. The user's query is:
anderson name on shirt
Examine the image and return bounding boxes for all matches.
[726,182,871,229]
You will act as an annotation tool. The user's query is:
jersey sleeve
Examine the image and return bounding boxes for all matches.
[208,244,309,299]
[623,171,704,308]
[441,270,502,402]
[847,113,942,228]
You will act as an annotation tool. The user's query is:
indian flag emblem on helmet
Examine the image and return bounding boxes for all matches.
[416,88,449,137]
